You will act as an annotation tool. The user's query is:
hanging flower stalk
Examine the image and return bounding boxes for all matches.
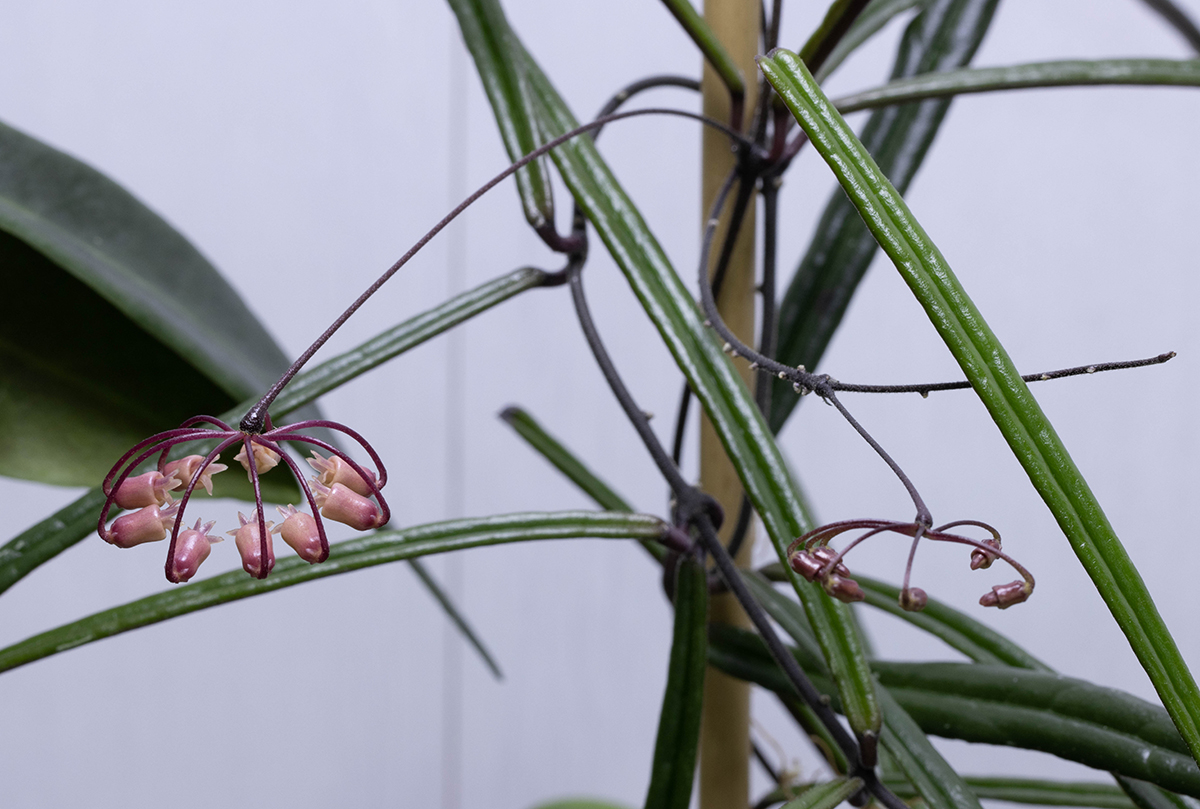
[786,518,1035,611]
[98,414,389,583]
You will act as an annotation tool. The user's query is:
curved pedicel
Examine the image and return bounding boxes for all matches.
[97,415,389,584]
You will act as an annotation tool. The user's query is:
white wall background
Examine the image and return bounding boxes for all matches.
[1,1,1199,806]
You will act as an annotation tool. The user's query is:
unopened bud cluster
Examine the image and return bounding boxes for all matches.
[785,518,1034,613]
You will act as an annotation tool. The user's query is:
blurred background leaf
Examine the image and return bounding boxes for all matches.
[0,117,314,499]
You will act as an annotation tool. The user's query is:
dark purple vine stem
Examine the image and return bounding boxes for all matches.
[239,106,760,434]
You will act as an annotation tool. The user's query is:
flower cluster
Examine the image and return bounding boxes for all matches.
[786,518,1034,611]
[98,415,389,583]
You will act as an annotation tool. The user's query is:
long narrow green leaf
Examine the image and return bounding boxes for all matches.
[766,566,1189,807]
[406,557,502,680]
[477,14,880,742]
[709,626,1200,796]
[797,0,874,75]
[770,0,999,431]
[643,555,707,809]
[760,47,1200,766]
[834,58,1200,113]
[0,266,549,597]
[499,406,632,512]
[853,573,1051,670]
[817,0,929,82]
[0,511,666,675]
[780,777,864,809]
[446,0,556,232]
[740,574,981,809]
[876,686,983,809]
[657,0,745,97]
[887,777,1135,809]
[498,406,668,564]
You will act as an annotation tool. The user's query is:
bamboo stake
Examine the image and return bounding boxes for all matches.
[698,2,760,807]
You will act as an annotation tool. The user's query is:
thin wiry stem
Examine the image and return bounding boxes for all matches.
[242,107,759,432]
[1140,0,1200,52]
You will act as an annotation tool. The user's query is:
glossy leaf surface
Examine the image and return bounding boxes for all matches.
[460,8,881,741]
[770,0,999,431]
[0,267,549,596]
[0,118,302,486]
[644,555,707,809]
[711,625,1200,795]
[761,47,1200,766]
[834,58,1200,113]
[0,511,666,674]
[446,0,557,231]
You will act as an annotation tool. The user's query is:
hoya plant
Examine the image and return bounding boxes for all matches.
[1,1,1199,807]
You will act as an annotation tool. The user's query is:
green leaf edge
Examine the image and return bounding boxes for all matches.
[0,510,666,675]
[0,266,548,596]
[759,46,1200,767]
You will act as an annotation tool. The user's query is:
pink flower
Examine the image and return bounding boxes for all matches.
[234,443,281,479]
[113,470,181,509]
[311,480,384,531]
[104,500,181,548]
[169,519,220,583]
[163,455,228,496]
[229,511,276,578]
[307,450,377,497]
[275,505,325,564]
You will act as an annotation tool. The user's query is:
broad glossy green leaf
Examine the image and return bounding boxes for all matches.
[709,625,1200,796]
[446,0,557,233]
[0,267,550,596]
[0,511,666,674]
[761,47,1200,767]
[779,777,864,809]
[817,0,929,82]
[886,777,1135,809]
[406,557,502,680]
[0,118,306,486]
[657,0,745,97]
[770,0,999,432]
[834,58,1200,113]
[644,555,707,809]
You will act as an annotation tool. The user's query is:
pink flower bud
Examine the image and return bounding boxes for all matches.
[105,500,181,548]
[234,443,281,480]
[274,505,324,563]
[163,455,228,496]
[789,550,822,582]
[811,546,851,577]
[170,519,220,583]
[229,512,276,577]
[823,574,865,603]
[307,451,377,497]
[900,587,928,612]
[979,580,1030,609]
[113,470,181,509]
[970,539,1001,570]
[312,480,384,531]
